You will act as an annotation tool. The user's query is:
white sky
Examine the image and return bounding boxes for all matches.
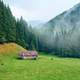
[3,0,80,22]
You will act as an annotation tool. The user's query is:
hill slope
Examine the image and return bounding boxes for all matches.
[45,3,80,28]
[0,43,80,80]
[0,43,27,55]
[37,3,80,57]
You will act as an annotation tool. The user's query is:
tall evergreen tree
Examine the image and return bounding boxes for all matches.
[0,0,16,43]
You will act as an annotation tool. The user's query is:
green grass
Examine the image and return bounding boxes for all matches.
[0,53,80,80]
[0,43,80,80]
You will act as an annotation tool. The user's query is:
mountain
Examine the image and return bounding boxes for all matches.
[28,20,45,27]
[45,3,80,29]
[36,3,80,57]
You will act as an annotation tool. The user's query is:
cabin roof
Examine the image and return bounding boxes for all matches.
[19,51,38,56]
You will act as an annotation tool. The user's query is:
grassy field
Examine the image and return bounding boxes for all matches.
[0,43,80,80]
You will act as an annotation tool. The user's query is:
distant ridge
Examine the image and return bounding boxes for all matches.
[44,3,80,28]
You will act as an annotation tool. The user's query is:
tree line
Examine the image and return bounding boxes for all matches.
[1,0,80,58]
[0,0,36,50]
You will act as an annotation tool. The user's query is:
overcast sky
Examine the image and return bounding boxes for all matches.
[3,0,80,22]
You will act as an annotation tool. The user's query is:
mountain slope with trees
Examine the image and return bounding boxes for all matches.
[1,0,80,57]
[0,0,16,42]
[38,3,80,57]
[0,0,35,50]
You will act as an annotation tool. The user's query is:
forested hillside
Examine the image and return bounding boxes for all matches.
[37,3,80,57]
[1,0,80,57]
[0,0,36,50]
[0,0,16,42]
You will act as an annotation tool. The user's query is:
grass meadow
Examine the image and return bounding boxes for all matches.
[0,43,80,80]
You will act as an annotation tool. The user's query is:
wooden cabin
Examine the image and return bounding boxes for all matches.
[19,51,38,59]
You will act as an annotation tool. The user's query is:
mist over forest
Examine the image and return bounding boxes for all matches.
[1,0,80,57]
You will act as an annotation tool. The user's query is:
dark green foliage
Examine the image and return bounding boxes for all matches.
[0,0,16,43]
[16,17,36,50]
[0,37,6,44]
[0,0,36,50]
[3,6,16,42]
[1,0,80,58]
[16,17,28,48]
